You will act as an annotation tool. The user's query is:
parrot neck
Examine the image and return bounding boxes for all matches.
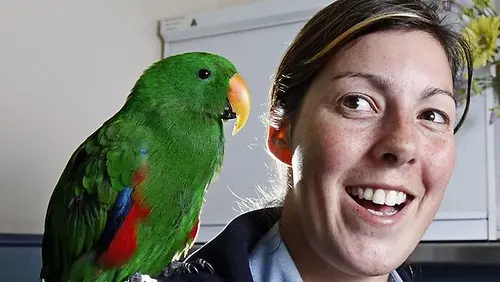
[117,94,222,140]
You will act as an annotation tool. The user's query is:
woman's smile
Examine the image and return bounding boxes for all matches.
[343,184,415,226]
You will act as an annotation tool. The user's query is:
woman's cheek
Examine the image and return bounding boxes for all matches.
[314,122,368,169]
[422,137,456,193]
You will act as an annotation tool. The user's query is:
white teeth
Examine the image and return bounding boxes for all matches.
[363,188,374,201]
[367,208,398,216]
[397,191,406,204]
[372,189,386,205]
[386,190,397,206]
[347,187,408,206]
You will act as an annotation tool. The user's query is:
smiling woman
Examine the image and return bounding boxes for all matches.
[135,0,473,282]
[277,29,462,279]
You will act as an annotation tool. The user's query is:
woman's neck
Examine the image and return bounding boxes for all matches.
[279,193,392,282]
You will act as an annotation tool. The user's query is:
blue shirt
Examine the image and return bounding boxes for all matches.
[249,221,404,282]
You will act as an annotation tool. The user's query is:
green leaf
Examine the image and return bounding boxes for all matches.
[463,8,475,18]
[473,0,493,10]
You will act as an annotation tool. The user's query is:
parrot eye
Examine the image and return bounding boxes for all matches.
[197,68,211,80]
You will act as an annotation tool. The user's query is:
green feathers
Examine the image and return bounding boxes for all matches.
[40,52,251,282]
[81,120,142,203]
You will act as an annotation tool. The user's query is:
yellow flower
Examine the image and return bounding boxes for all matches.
[462,15,500,68]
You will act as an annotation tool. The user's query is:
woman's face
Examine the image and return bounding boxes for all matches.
[283,30,457,277]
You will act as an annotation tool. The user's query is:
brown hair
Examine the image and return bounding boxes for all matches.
[253,0,474,208]
[268,0,472,133]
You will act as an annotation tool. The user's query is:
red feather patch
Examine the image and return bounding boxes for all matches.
[186,218,200,246]
[132,167,147,188]
[98,167,150,269]
[98,203,149,268]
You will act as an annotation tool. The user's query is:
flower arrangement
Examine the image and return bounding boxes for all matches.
[444,0,500,124]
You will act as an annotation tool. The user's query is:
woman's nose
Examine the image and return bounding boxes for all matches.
[370,117,418,168]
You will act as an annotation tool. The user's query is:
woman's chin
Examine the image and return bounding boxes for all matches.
[316,237,410,278]
[306,202,419,277]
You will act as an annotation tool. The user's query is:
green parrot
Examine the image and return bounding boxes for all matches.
[40,52,251,282]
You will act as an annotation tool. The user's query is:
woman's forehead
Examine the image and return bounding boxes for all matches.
[320,30,454,90]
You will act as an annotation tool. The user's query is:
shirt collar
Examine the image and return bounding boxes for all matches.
[249,221,404,282]
[249,220,302,282]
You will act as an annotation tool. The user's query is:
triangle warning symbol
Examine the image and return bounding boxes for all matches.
[191,19,197,27]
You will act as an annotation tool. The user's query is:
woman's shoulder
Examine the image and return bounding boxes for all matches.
[154,207,282,282]
[129,207,279,282]
[147,206,414,281]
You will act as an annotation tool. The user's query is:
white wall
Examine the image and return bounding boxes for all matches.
[0,0,259,234]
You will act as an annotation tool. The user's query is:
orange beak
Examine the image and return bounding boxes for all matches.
[228,73,251,135]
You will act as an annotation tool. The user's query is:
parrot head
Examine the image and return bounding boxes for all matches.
[130,52,251,135]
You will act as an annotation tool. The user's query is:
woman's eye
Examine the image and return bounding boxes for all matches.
[419,109,448,124]
[342,95,373,112]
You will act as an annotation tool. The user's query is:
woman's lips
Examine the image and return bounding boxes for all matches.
[343,186,414,226]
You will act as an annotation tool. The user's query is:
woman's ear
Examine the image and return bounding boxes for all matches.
[267,122,292,166]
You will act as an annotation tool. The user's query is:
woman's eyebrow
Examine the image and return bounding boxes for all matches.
[332,71,455,103]
[331,71,392,94]
[421,86,456,104]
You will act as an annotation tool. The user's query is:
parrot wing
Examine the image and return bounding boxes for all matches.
[40,118,149,280]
